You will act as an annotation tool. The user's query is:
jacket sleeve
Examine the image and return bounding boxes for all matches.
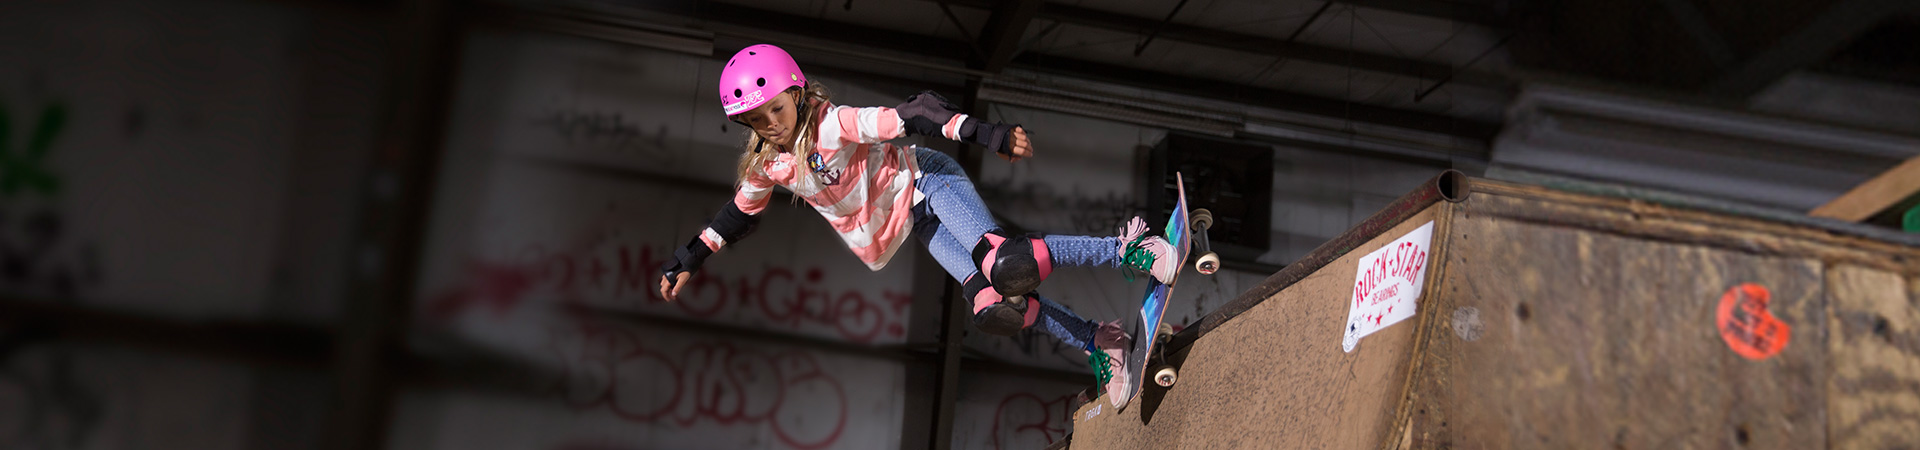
[822,103,907,145]
[892,90,1021,156]
[661,171,774,277]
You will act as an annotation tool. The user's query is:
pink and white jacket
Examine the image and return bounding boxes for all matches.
[662,91,1018,275]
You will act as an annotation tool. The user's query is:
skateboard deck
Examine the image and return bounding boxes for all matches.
[1116,173,1192,408]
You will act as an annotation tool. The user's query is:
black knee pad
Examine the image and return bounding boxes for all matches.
[971,229,1052,297]
[965,275,1035,337]
[972,302,1028,337]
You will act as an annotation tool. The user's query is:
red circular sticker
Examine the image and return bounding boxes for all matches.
[1716,283,1790,360]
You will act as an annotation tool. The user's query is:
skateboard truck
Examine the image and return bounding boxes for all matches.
[1148,322,1178,388]
[1192,209,1220,275]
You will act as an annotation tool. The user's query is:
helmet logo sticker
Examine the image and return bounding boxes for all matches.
[723,89,766,115]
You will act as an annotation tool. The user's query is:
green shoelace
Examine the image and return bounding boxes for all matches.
[1119,237,1157,282]
[1087,349,1114,386]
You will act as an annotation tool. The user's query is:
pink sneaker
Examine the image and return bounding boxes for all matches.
[1089,320,1132,407]
[1117,217,1178,284]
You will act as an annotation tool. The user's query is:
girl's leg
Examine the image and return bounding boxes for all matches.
[914,147,1125,270]
[1041,235,1122,269]
[915,218,980,283]
[914,199,1100,350]
[909,155,1141,404]
[912,148,994,246]
[1032,294,1099,351]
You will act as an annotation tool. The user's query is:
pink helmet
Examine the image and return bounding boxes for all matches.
[719,44,807,117]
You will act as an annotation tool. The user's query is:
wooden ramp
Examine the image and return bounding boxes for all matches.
[1070,172,1920,449]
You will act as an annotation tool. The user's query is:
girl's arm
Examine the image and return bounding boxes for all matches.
[894,91,1023,158]
[659,173,774,299]
[825,91,1025,158]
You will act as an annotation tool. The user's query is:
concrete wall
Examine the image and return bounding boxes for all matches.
[0,0,374,320]
[0,0,386,449]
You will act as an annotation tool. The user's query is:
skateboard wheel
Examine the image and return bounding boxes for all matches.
[1196,252,1220,275]
[1191,209,1213,230]
[1153,366,1178,387]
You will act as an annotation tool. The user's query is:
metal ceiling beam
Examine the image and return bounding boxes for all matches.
[976,0,1044,72]
[976,81,1485,173]
[615,1,1495,139]
[1234,129,1481,167]
[1655,0,1736,69]
[688,1,975,57]
[1334,0,1507,28]
[1010,53,1501,140]
[1131,0,1193,56]
[935,0,1506,29]
[934,0,1476,85]
[1415,32,1509,102]
[1705,0,1917,98]
[1043,3,1457,82]
[472,2,715,56]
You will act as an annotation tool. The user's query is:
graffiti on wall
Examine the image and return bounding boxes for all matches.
[532,108,675,157]
[425,237,912,344]
[989,393,1076,450]
[0,350,104,449]
[0,99,102,299]
[545,316,849,450]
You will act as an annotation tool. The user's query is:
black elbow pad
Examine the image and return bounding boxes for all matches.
[897,90,960,137]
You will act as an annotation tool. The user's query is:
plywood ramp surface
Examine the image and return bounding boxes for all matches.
[1071,178,1920,450]
[1410,202,1826,448]
[1827,267,1920,449]
[1073,205,1449,449]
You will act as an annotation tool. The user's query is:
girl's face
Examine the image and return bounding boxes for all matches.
[735,90,800,149]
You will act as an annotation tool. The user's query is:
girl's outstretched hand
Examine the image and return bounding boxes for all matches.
[1001,127,1033,162]
[659,272,692,301]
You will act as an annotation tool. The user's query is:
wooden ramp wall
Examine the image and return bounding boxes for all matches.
[1071,176,1920,449]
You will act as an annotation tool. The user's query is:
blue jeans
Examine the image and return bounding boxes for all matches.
[909,147,1116,350]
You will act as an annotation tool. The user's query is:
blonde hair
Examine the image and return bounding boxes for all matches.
[735,81,832,189]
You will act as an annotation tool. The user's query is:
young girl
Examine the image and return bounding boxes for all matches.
[656,44,1178,401]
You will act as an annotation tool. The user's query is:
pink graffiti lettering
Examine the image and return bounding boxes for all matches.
[427,241,910,343]
[991,393,1076,450]
[548,319,847,450]
[424,261,540,321]
[736,266,912,343]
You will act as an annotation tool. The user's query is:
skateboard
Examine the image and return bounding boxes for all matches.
[1113,172,1216,408]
